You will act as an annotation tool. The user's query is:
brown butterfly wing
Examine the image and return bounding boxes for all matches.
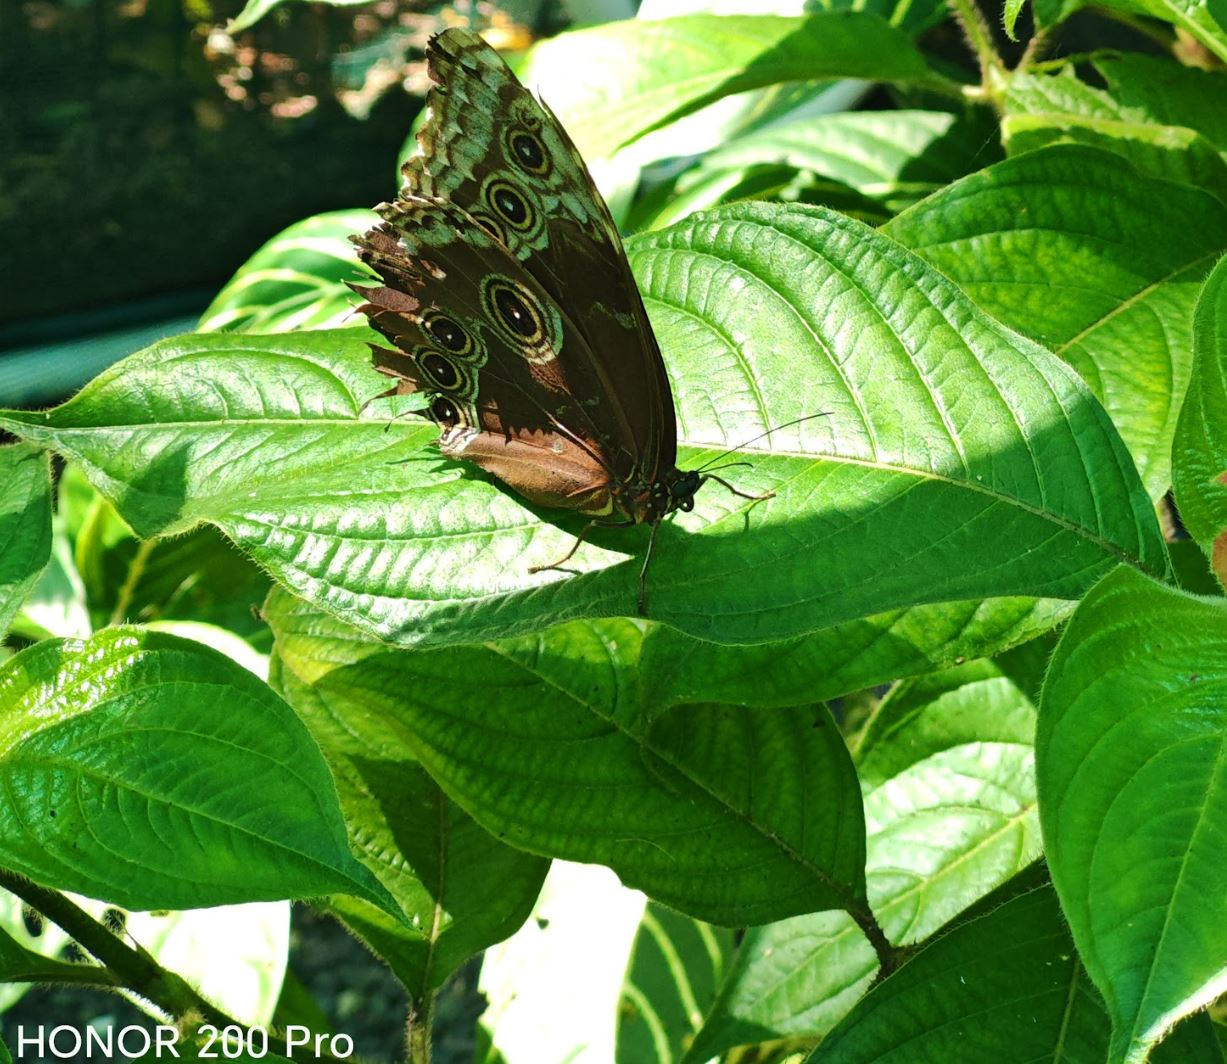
[355,197,631,516]
[401,29,678,491]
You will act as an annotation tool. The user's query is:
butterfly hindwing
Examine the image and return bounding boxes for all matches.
[355,198,637,515]
[402,29,678,482]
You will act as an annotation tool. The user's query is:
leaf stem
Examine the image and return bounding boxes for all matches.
[109,537,156,626]
[1017,27,1052,68]
[0,871,359,1064]
[0,867,234,1025]
[848,901,903,976]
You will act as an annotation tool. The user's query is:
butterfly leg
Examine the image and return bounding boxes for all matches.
[702,474,775,503]
[639,520,664,616]
[528,518,636,575]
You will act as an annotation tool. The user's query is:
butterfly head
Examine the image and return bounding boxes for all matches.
[644,468,702,522]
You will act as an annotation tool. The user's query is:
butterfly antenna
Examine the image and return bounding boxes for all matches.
[693,412,832,473]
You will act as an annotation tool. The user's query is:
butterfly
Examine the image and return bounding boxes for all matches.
[351,28,769,614]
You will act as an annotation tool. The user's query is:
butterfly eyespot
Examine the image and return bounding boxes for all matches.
[420,352,460,390]
[430,395,460,427]
[485,279,543,341]
[486,180,533,230]
[508,130,548,175]
[424,314,470,354]
[470,211,506,244]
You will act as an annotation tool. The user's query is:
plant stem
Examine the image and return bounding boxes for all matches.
[0,867,235,1025]
[109,537,156,626]
[0,873,360,1064]
[1017,27,1052,69]
[947,0,1006,100]
[407,997,434,1064]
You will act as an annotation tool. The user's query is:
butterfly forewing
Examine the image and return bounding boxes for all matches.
[398,29,678,496]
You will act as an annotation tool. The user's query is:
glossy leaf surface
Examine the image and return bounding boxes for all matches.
[1,204,1167,648]
[0,445,52,642]
[1173,254,1227,587]
[1039,566,1227,1063]
[0,628,396,915]
[269,595,868,928]
[887,144,1227,497]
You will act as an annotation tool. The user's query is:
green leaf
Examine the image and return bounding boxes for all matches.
[523,14,945,159]
[1003,0,1027,37]
[617,903,736,1064]
[1030,0,1227,61]
[686,910,878,1062]
[0,445,53,642]
[1108,0,1227,62]
[687,662,1040,1058]
[198,211,378,334]
[1173,253,1227,587]
[681,109,1002,216]
[641,597,1069,710]
[854,657,1038,789]
[0,919,113,987]
[1001,65,1227,200]
[887,144,1227,497]
[11,529,90,642]
[269,601,868,929]
[1038,566,1227,1064]
[809,888,1079,1061]
[1,204,1167,648]
[1095,53,1227,153]
[74,491,272,645]
[266,626,548,999]
[0,628,397,916]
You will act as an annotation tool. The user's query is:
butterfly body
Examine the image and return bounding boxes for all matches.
[353,28,761,609]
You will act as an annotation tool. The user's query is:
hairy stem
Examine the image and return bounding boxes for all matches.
[948,0,1006,99]
[0,868,234,1025]
[407,996,434,1064]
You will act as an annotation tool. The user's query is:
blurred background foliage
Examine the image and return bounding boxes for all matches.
[0,0,565,370]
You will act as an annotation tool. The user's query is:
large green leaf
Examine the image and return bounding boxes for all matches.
[639,596,1069,711]
[74,488,271,643]
[0,628,397,916]
[1003,63,1227,199]
[887,144,1227,497]
[616,903,736,1064]
[1095,53,1227,153]
[1,204,1167,648]
[523,14,946,159]
[198,211,378,335]
[0,445,52,642]
[686,660,1041,1059]
[808,885,1225,1063]
[267,628,548,999]
[269,598,868,929]
[671,109,1002,219]
[1038,566,1227,1064]
[1173,254,1227,587]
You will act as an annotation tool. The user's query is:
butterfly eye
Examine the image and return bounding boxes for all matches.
[430,395,460,427]
[420,352,460,390]
[508,130,548,175]
[486,180,534,231]
[425,314,470,354]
